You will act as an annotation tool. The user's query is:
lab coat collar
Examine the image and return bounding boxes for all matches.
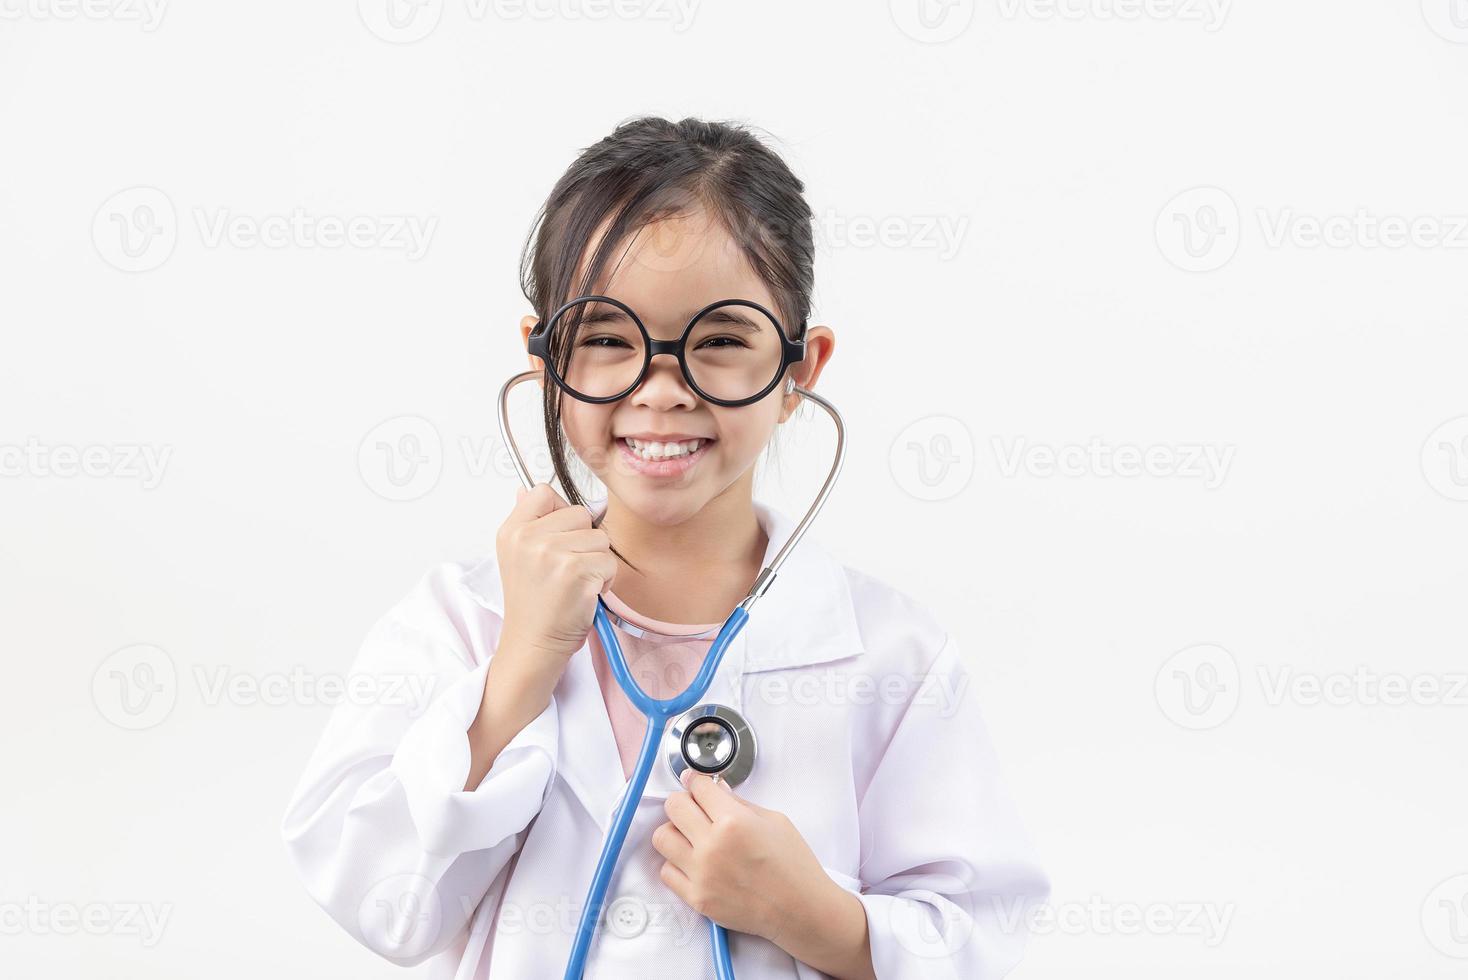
[460,494,864,825]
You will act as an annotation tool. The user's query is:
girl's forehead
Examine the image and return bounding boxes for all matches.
[573,208,774,313]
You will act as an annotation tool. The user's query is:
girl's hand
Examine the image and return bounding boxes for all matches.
[495,482,617,673]
[655,772,876,978]
[466,483,617,791]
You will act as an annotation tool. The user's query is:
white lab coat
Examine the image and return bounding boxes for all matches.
[281,496,1049,979]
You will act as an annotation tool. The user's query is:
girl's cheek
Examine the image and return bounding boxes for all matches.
[561,409,614,470]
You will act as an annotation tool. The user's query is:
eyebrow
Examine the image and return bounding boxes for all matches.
[679,306,766,333]
[577,301,768,333]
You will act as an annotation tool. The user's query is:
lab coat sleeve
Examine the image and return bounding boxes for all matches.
[279,567,558,967]
[852,633,1049,979]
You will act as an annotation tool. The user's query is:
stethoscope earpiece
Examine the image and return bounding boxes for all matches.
[665,703,756,789]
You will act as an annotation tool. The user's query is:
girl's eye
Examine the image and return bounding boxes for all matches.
[696,336,748,350]
[580,336,633,349]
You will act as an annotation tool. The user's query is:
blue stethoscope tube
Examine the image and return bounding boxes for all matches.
[562,598,749,979]
[495,368,845,980]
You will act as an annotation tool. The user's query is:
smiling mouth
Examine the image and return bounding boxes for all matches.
[613,435,715,477]
[618,436,712,462]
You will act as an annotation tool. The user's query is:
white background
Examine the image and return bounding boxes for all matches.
[3,1,1467,977]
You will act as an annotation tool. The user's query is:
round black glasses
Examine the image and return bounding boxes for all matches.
[526,295,806,407]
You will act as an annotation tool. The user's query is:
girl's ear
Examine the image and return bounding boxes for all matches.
[778,324,835,421]
[519,314,546,386]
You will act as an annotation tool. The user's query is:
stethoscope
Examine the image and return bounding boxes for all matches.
[495,369,845,980]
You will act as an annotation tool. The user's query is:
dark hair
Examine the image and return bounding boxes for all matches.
[518,115,816,568]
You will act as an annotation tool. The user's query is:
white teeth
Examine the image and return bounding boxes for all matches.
[624,437,703,461]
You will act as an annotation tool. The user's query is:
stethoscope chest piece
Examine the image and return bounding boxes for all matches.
[665,703,756,788]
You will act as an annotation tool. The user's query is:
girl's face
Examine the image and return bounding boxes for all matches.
[521,206,823,528]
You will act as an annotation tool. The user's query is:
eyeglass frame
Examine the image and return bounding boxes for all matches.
[526,294,808,408]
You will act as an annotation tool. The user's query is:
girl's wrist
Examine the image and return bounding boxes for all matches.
[482,650,557,724]
[463,650,559,791]
[768,872,875,980]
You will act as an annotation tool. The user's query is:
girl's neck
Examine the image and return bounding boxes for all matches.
[598,487,767,625]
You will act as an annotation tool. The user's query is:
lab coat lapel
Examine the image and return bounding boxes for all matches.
[460,494,865,828]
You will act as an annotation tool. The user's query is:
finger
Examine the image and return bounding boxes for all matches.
[651,820,695,868]
[554,528,612,554]
[659,860,695,907]
[531,502,597,533]
[684,771,749,822]
[664,790,713,845]
[515,482,570,520]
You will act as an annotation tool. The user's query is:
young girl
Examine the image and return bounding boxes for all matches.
[282,116,1048,979]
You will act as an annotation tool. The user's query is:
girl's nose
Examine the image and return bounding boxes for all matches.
[629,353,698,409]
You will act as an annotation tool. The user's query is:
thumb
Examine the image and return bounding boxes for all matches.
[684,769,755,812]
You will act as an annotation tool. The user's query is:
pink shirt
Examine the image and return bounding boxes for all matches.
[588,589,722,781]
